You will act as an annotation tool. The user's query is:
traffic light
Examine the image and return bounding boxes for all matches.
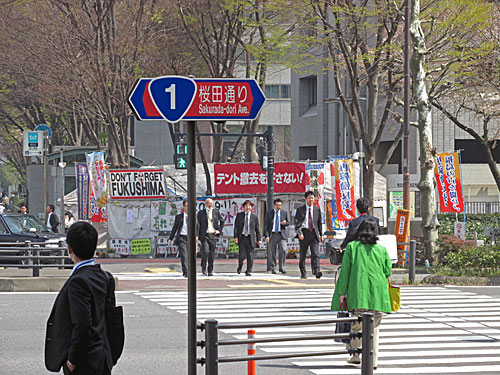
[174,133,187,169]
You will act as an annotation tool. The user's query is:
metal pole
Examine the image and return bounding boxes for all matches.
[248,329,256,375]
[266,126,274,211]
[187,121,197,375]
[43,131,48,221]
[403,0,411,211]
[59,149,65,235]
[205,320,219,375]
[409,240,416,284]
[361,313,374,375]
[359,144,364,199]
[33,246,40,277]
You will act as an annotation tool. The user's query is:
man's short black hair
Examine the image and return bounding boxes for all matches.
[305,191,315,199]
[66,222,98,260]
[182,199,188,206]
[243,199,254,207]
[273,198,282,204]
[19,204,26,208]
[48,204,55,212]
[356,197,370,214]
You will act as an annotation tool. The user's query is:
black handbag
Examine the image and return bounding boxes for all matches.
[334,300,351,344]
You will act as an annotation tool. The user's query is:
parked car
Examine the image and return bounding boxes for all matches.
[0,213,68,264]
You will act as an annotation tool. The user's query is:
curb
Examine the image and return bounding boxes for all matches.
[0,277,68,292]
[423,274,500,286]
[0,277,120,292]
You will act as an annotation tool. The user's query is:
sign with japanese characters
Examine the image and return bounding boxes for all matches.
[150,200,184,232]
[109,238,131,256]
[76,163,91,220]
[109,169,167,200]
[395,209,410,268]
[434,152,464,213]
[85,152,108,222]
[130,238,152,255]
[305,163,325,212]
[129,77,265,122]
[214,162,306,195]
[333,159,356,221]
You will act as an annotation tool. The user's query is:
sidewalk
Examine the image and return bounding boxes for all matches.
[0,257,420,291]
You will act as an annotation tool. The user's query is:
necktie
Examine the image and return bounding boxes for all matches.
[274,211,280,232]
[244,213,250,235]
[308,207,313,231]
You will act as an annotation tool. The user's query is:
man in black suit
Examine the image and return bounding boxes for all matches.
[340,197,381,250]
[45,222,113,375]
[234,200,261,276]
[47,204,60,233]
[295,190,324,279]
[169,200,190,278]
[264,198,289,274]
[197,198,224,276]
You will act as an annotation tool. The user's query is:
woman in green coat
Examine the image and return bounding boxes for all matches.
[331,218,392,368]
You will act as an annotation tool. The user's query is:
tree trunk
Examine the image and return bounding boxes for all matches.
[364,161,376,210]
[410,0,439,261]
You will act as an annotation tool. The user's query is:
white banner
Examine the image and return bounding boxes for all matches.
[109,169,167,200]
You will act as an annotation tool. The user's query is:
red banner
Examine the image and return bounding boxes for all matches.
[434,152,464,213]
[333,159,356,220]
[214,163,306,194]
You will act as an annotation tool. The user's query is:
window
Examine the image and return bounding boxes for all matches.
[299,146,317,160]
[299,76,317,115]
[264,84,291,99]
[0,220,8,234]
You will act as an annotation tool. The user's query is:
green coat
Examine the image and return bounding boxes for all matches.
[331,240,392,313]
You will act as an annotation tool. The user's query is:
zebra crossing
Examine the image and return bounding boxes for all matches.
[115,271,337,281]
[136,286,500,374]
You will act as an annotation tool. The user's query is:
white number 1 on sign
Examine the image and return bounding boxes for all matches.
[165,84,176,109]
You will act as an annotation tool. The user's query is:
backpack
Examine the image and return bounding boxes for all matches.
[104,271,125,366]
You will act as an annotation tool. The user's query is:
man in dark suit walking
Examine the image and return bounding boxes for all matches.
[295,191,324,279]
[234,200,261,276]
[197,198,224,276]
[340,197,381,250]
[169,200,190,278]
[47,204,60,233]
[264,198,289,274]
[45,222,113,375]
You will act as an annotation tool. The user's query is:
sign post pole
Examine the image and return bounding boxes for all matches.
[187,120,197,375]
[266,126,274,211]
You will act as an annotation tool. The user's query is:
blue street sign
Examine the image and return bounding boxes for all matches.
[128,78,163,121]
[128,76,267,123]
[34,124,52,137]
[148,76,196,123]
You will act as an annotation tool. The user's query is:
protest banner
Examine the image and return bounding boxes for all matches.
[395,209,410,268]
[333,159,356,221]
[434,152,464,213]
[109,169,167,200]
[76,163,90,220]
[85,152,107,222]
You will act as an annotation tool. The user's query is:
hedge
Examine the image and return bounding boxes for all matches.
[438,213,500,241]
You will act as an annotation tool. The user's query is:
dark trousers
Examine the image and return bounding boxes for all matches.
[267,233,287,271]
[238,236,254,272]
[200,233,217,273]
[299,229,320,277]
[177,235,188,275]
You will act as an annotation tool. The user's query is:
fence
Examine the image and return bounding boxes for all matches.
[438,201,500,214]
[0,241,70,277]
[197,313,375,375]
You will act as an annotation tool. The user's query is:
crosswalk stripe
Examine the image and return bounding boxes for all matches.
[136,286,500,374]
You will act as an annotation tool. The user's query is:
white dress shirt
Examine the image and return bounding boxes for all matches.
[180,213,188,236]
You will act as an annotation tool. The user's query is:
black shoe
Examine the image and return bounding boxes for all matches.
[300,275,307,279]
[202,270,207,275]
[245,271,252,276]
[237,266,242,274]
[208,272,213,276]
[271,270,277,274]
[316,272,322,279]
[280,270,287,274]
[183,273,188,278]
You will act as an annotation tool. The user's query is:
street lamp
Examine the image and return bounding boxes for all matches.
[58,149,66,234]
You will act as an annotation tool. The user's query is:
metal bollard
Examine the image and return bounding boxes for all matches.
[33,246,40,277]
[205,320,219,375]
[248,329,256,375]
[409,240,416,284]
[361,313,374,375]
[59,240,65,269]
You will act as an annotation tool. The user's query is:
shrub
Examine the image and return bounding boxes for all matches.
[438,213,500,241]
[435,235,476,265]
[439,245,500,277]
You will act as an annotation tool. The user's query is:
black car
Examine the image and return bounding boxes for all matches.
[0,213,67,264]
